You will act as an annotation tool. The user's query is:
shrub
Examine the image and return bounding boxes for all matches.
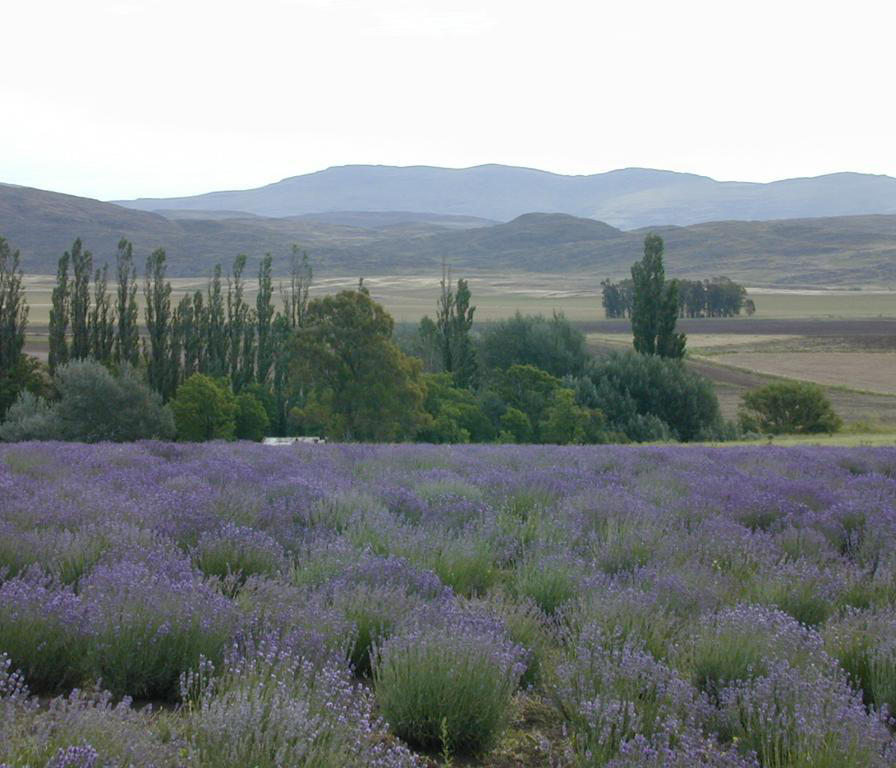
[825,609,896,715]
[0,362,175,443]
[512,555,579,615]
[233,391,270,441]
[429,536,497,597]
[553,623,704,766]
[0,572,88,692]
[54,361,175,442]
[719,662,895,768]
[678,604,825,702]
[81,559,235,700]
[183,640,419,768]
[576,350,722,441]
[171,374,236,441]
[193,523,288,587]
[372,606,525,755]
[479,311,588,378]
[0,687,186,768]
[739,381,842,434]
[321,554,449,676]
[0,391,60,442]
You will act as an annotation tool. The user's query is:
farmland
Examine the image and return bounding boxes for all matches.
[2,441,896,767]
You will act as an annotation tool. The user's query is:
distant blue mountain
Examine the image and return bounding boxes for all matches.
[114,164,896,228]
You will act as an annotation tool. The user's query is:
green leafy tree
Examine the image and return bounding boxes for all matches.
[282,246,312,329]
[479,312,587,378]
[48,250,70,374]
[499,407,532,443]
[171,373,237,441]
[143,248,174,399]
[427,271,478,389]
[114,239,140,367]
[417,373,495,443]
[235,391,270,441]
[68,238,93,360]
[0,237,32,415]
[255,254,275,384]
[630,234,686,359]
[739,381,842,434]
[204,265,227,378]
[575,350,722,441]
[538,388,606,444]
[226,255,251,390]
[289,290,426,441]
[88,263,115,364]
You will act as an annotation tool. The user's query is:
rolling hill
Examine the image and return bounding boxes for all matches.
[3,182,896,286]
[113,164,896,229]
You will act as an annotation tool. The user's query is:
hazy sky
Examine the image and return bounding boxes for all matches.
[3,0,895,200]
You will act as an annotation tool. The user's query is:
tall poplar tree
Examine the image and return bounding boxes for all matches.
[48,251,71,373]
[205,265,227,377]
[630,234,686,359]
[226,254,249,389]
[178,293,200,378]
[430,268,478,389]
[69,239,93,360]
[114,239,140,367]
[0,238,30,415]
[89,263,115,364]
[143,248,173,399]
[282,246,312,329]
[255,254,275,384]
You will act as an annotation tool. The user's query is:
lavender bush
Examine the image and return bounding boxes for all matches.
[372,605,526,754]
[0,441,894,765]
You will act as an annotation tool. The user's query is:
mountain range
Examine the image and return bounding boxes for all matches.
[114,164,896,229]
[3,181,896,286]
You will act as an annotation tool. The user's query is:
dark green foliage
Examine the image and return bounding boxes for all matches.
[289,291,427,441]
[88,264,115,364]
[53,361,175,442]
[0,237,30,415]
[577,350,722,441]
[1,361,174,442]
[48,250,70,374]
[630,234,686,358]
[114,239,140,367]
[234,391,270,441]
[425,272,478,388]
[603,275,749,319]
[479,311,587,378]
[739,381,842,434]
[226,255,250,390]
[143,248,174,399]
[418,373,495,443]
[204,264,227,378]
[255,254,275,384]
[176,294,200,379]
[171,373,237,441]
[69,238,93,361]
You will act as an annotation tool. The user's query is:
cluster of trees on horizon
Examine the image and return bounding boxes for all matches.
[1,230,836,444]
[601,274,754,319]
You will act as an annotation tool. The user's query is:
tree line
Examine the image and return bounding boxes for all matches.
[1,231,741,444]
[601,274,754,319]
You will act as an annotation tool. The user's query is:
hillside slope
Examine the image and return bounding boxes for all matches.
[3,183,896,286]
[114,164,896,228]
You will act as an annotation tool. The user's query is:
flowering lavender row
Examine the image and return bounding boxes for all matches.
[1,440,895,766]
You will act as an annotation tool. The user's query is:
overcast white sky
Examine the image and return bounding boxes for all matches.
[3,0,895,200]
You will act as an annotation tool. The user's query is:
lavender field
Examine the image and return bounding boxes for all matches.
[1,441,896,767]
